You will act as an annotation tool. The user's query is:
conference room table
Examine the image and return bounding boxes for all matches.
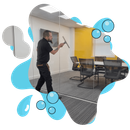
[94,61,128,76]
[76,61,128,77]
[94,61,128,67]
[76,61,128,86]
[76,61,128,67]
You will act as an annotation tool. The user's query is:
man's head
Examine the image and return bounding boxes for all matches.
[43,30,53,43]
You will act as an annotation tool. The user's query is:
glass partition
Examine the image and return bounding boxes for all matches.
[28,4,60,94]
[27,4,101,124]
[29,3,116,103]
[58,13,98,102]
[92,30,116,97]
[28,4,106,103]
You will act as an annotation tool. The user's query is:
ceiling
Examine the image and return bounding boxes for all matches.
[30,4,87,28]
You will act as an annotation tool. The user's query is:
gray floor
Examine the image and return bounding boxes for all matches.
[40,89,96,125]
[30,71,108,103]
[29,71,112,124]
[60,95,96,125]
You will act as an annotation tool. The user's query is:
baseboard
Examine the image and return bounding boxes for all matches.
[29,75,40,80]
[52,68,71,74]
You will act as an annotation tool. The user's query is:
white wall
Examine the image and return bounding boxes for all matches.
[2,26,14,46]
[2,26,30,58]
[29,16,75,80]
[14,27,30,59]
[93,32,115,57]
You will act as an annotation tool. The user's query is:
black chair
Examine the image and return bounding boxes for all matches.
[103,59,125,85]
[78,59,95,88]
[95,56,106,61]
[117,57,128,75]
[70,56,82,81]
[95,57,106,78]
[121,67,128,76]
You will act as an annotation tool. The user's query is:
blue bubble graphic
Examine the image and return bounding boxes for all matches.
[9,58,35,92]
[47,91,59,104]
[92,29,101,39]
[104,35,111,43]
[14,93,34,119]
[38,92,67,122]
[36,100,46,110]
[48,107,56,114]
[8,46,14,51]
[110,42,113,50]
[71,17,82,24]
[88,117,96,124]
[100,82,118,97]
[102,19,114,32]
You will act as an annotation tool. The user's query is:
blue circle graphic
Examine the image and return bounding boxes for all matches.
[104,35,111,43]
[48,107,56,114]
[36,100,46,110]
[47,91,59,104]
[92,29,101,39]
[102,19,114,32]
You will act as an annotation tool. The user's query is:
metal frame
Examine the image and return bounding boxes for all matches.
[70,75,83,81]
[70,56,83,81]
[77,59,99,89]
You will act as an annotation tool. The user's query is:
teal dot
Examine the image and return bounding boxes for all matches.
[104,35,111,43]
[8,46,14,51]
[92,29,101,39]
[102,19,114,32]
[36,100,46,110]
[48,107,56,114]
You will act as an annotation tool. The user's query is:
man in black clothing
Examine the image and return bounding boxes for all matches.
[35,30,64,93]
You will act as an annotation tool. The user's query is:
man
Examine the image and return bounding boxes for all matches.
[35,30,64,94]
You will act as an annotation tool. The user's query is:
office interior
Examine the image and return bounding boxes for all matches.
[28,4,129,124]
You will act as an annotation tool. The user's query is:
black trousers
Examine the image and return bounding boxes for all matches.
[35,63,53,93]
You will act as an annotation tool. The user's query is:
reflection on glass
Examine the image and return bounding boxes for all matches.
[28,4,109,103]
[29,4,60,94]
[27,4,129,125]
[58,22,98,102]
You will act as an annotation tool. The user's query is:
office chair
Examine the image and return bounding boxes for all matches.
[95,57,106,61]
[77,59,95,88]
[117,57,128,75]
[103,59,125,85]
[70,56,82,81]
[95,57,106,78]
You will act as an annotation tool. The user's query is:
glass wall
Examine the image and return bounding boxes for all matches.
[29,4,60,94]
[2,3,105,103]
[58,17,97,102]
[28,4,104,103]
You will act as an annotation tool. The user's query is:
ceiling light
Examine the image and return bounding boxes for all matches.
[59,15,70,19]
[85,25,91,28]
[40,5,59,13]
[76,23,84,26]
[86,24,92,28]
